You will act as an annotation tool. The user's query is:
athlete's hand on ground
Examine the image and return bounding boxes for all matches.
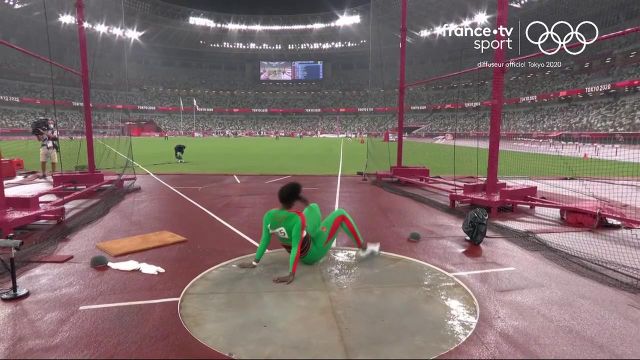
[237,262,257,269]
[273,273,295,284]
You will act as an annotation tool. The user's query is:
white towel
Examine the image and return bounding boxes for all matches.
[107,260,140,271]
[139,263,165,275]
[107,260,165,275]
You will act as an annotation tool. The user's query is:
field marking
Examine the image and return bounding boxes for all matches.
[335,139,344,211]
[303,187,319,190]
[265,175,291,184]
[79,298,180,310]
[99,141,260,248]
[332,139,344,248]
[450,267,515,276]
[233,175,241,183]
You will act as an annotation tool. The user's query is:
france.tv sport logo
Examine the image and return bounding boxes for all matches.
[525,21,599,56]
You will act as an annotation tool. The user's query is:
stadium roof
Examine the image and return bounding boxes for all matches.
[160,0,372,16]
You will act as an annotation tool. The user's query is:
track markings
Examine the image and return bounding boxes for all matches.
[79,298,180,310]
[265,175,291,184]
[233,175,241,183]
[100,141,260,248]
[335,139,344,211]
[450,267,515,276]
[332,139,345,248]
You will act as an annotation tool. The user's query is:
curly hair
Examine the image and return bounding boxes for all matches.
[278,182,308,209]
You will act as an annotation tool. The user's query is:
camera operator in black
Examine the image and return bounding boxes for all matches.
[174,144,186,163]
[34,118,59,179]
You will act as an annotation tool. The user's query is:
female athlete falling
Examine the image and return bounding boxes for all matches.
[238,182,380,284]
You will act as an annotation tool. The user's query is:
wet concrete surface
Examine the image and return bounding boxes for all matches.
[180,249,478,359]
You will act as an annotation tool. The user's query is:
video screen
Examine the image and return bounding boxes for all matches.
[260,61,323,81]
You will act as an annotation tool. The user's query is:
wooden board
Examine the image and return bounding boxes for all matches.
[96,231,187,257]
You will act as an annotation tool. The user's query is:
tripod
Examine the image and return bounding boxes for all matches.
[0,234,29,301]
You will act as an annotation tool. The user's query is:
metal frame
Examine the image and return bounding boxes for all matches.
[0,0,136,237]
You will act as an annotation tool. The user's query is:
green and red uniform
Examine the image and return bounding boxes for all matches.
[255,203,364,274]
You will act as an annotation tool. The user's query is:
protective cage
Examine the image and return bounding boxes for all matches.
[0,0,138,259]
[364,0,640,288]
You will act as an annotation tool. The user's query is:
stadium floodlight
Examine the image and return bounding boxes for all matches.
[446,22,458,30]
[110,27,124,36]
[58,13,144,42]
[95,23,109,33]
[188,14,360,32]
[473,12,489,25]
[125,28,143,40]
[421,10,492,38]
[58,14,75,24]
[335,14,360,26]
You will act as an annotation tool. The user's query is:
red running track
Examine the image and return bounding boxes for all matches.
[0,174,639,358]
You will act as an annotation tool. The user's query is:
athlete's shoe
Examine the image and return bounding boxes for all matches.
[358,242,380,259]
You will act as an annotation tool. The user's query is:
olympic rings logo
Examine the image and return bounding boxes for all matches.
[525,21,599,55]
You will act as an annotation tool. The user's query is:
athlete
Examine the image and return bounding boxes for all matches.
[238,182,380,284]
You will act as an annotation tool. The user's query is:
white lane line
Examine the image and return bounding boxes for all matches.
[233,175,241,183]
[335,139,344,211]
[332,139,344,248]
[303,187,319,190]
[173,186,202,189]
[450,267,515,276]
[79,298,180,310]
[99,141,260,247]
[265,175,292,184]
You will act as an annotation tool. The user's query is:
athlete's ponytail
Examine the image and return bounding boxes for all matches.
[297,195,309,206]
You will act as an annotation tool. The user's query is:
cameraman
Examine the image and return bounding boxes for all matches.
[36,118,58,179]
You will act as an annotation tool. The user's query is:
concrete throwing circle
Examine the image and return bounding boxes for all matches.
[179,249,478,359]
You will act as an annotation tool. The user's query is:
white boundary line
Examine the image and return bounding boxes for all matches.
[332,139,344,248]
[450,267,515,276]
[334,139,344,211]
[79,297,179,310]
[99,141,260,247]
[233,175,241,183]
[265,175,291,184]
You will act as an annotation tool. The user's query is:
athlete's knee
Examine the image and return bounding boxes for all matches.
[304,203,322,219]
[333,208,347,216]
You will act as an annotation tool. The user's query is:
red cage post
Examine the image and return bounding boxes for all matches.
[396,0,408,167]
[0,151,5,210]
[386,0,430,180]
[485,0,508,194]
[75,0,96,173]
